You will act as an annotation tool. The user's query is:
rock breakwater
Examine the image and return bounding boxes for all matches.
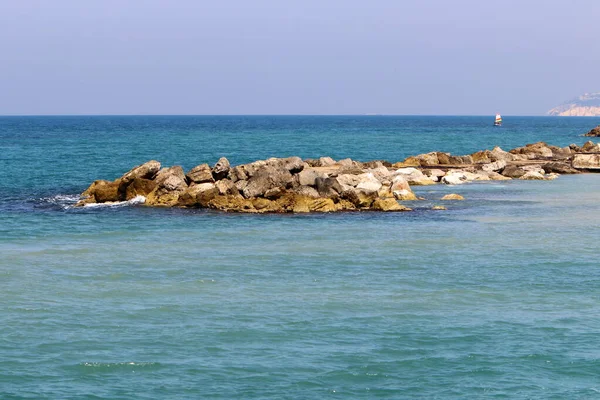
[77,141,600,213]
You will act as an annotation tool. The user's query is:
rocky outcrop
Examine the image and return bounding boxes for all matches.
[583,125,600,137]
[76,141,600,212]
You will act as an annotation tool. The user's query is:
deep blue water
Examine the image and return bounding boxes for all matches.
[1,116,600,399]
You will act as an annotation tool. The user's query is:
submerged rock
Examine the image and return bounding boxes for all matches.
[441,194,464,200]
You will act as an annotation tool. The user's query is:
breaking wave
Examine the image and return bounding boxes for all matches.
[82,195,146,208]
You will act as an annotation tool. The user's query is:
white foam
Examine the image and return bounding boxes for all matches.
[39,194,81,209]
[83,195,146,208]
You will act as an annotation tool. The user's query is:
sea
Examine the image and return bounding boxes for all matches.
[1,115,600,399]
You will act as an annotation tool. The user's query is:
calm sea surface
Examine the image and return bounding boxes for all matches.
[1,116,600,399]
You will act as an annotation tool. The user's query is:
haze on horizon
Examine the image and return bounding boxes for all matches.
[2,0,600,116]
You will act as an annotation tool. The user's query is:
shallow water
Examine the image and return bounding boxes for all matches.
[1,116,600,398]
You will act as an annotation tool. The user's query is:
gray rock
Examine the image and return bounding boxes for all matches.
[367,166,393,182]
[155,166,187,190]
[186,163,214,184]
[178,182,219,207]
[228,165,248,182]
[215,179,239,195]
[581,141,600,153]
[315,177,343,198]
[318,156,336,166]
[295,185,321,198]
[542,162,580,174]
[212,157,231,180]
[297,169,324,186]
[480,159,507,172]
[572,153,600,169]
[501,165,527,178]
[489,146,516,162]
[242,166,293,198]
[394,168,436,185]
[341,187,378,208]
[120,160,161,182]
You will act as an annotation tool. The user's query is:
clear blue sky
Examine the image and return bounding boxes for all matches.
[1,0,599,115]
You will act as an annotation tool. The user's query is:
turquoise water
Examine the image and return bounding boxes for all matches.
[1,116,600,398]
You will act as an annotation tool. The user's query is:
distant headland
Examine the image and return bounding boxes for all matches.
[547,92,600,116]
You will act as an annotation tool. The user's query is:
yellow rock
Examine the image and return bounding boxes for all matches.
[309,198,336,212]
[371,198,412,211]
[441,194,464,200]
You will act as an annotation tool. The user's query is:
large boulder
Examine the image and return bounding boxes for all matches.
[341,188,378,208]
[480,159,507,172]
[572,153,600,170]
[441,172,468,185]
[93,180,120,203]
[415,152,440,166]
[81,179,112,201]
[471,150,491,164]
[177,183,219,207]
[423,169,446,182]
[295,185,321,198]
[550,146,573,159]
[501,165,527,178]
[393,189,418,201]
[440,171,480,184]
[520,171,548,180]
[125,178,156,200]
[242,165,293,198]
[542,162,580,174]
[186,163,214,184]
[212,157,231,180]
[266,156,305,173]
[489,147,516,162]
[436,152,451,165]
[297,169,324,186]
[510,142,553,159]
[356,180,382,193]
[336,173,363,188]
[315,177,343,198]
[367,166,393,182]
[146,166,188,206]
[390,175,411,192]
[317,156,336,167]
[228,165,248,182]
[215,179,239,196]
[447,155,473,165]
[397,156,421,167]
[394,168,435,185]
[155,166,187,191]
[580,141,600,153]
[120,160,161,183]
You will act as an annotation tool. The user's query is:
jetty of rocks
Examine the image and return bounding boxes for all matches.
[77,141,600,213]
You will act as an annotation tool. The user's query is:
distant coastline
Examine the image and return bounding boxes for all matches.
[548,92,600,116]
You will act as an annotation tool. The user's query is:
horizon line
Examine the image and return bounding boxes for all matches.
[0,113,570,117]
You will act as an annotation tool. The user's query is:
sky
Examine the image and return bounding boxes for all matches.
[1,0,600,115]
